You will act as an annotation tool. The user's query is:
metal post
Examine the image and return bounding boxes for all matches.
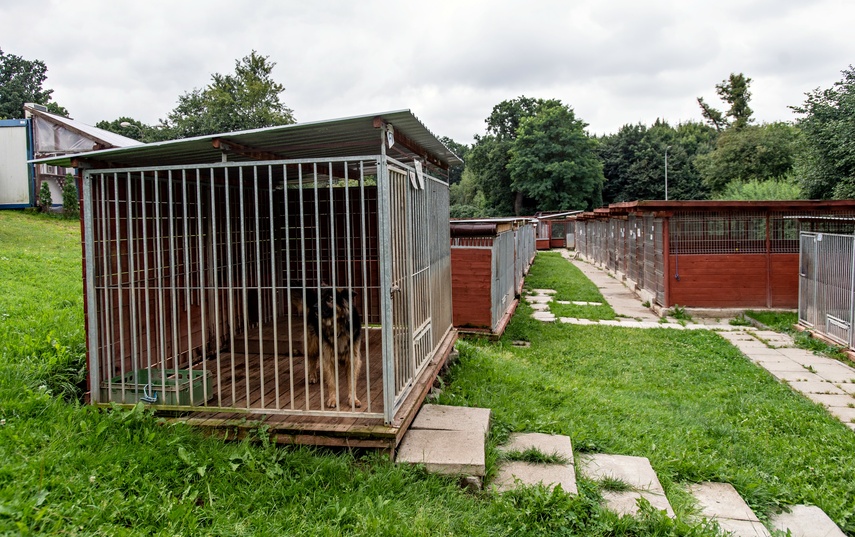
[664,145,670,201]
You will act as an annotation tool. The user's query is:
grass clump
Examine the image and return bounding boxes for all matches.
[500,447,569,465]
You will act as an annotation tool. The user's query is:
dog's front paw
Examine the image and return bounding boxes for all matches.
[325,396,338,409]
[349,397,362,408]
[308,373,318,384]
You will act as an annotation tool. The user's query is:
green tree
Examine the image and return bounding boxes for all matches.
[467,96,561,215]
[0,48,67,119]
[599,120,715,203]
[439,136,469,185]
[694,122,800,193]
[713,177,803,200]
[62,174,80,219]
[697,73,754,131]
[95,117,167,142]
[159,51,295,138]
[508,103,603,212]
[792,66,855,199]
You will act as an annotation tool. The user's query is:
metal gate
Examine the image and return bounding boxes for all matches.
[799,231,854,347]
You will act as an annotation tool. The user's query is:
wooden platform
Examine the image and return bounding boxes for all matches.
[159,318,458,451]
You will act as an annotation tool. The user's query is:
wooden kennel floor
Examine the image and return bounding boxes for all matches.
[158,317,457,450]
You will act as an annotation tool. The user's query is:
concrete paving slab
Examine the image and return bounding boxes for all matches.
[804,393,855,408]
[572,301,602,306]
[835,382,855,395]
[770,505,846,537]
[688,482,759,521]
[499,433,574,461]
[785,381,846,395]
[777,348,823,361]
[767,370,823,383]
[579,454,665,493]
[531,311,556,322]
[811,363,855,383]
[530,303,550,311]
[492,461,578,494]
[396,429,485,476]
[763,361,817,374]
[530,289,557,295]
[526,295,553,304]
[711,518,771,537]
[559,317,594,325]
[601,490,675,518]
[826,406,855,424]
[410,405,492,437]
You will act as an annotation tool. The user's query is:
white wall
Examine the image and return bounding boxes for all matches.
[0,121,30,208]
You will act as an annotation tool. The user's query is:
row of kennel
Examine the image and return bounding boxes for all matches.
[535,218,574,250]
[574,203,855,309]
[799,231,855,350]
[82,156,453,425]
[450,220,536,334]
[576,214,666,305]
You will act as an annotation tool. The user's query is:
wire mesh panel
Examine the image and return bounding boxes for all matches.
[492,230,516,329]
[798,232,855,346]
[653,218,665,306]
[383,161,452,417]
[799,233,817,327]
[627,214,638,283]
[670,211,766,254]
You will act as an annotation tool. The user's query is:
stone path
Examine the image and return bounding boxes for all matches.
[493,432,577,494]
[397,252,853,535]
[396,404,491,479]
[718,330,855,432]
[689,482,771,536]
[579,453,674,517]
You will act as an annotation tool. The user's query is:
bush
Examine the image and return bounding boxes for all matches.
[38,181,53,212]
[62,175,80,219]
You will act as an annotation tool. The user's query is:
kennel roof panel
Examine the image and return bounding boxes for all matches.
[33,110,463,171]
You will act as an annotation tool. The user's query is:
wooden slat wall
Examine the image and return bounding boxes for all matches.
[770,253,800,308]
[451,248,493,328]
[669,254,766,307]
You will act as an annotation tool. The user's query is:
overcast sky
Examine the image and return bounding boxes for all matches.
[2,0,853,145]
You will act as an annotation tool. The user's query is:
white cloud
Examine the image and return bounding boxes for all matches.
[2,0,853,145]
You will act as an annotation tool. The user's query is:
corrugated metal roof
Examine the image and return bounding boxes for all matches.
[33,110,463,170]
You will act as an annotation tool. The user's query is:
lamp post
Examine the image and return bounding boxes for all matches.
[664,145,671,201]
[119,121,144,142]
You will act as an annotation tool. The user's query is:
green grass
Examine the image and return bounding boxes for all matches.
[746,310,851,362]
[500,447,569,465]
[744,310,798,333]
[4,215,855,535]
[524,252,616,321]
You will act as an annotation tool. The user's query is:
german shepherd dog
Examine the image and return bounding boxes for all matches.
[300,287,363,409]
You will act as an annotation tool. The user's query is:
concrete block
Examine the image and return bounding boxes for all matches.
[602,490,675,518]
[396,429,485,476]
[770,505,846,537]
[411,404,491,437]
[579,454,665,493]
[499,432,574,461]
[492,461,578,494]
[687,482,759,522]
[531,311,556,322]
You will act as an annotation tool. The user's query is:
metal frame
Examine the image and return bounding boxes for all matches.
[83,154,452,424]
[799,231,855,349]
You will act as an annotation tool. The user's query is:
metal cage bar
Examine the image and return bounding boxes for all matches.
[83,156,452,424]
